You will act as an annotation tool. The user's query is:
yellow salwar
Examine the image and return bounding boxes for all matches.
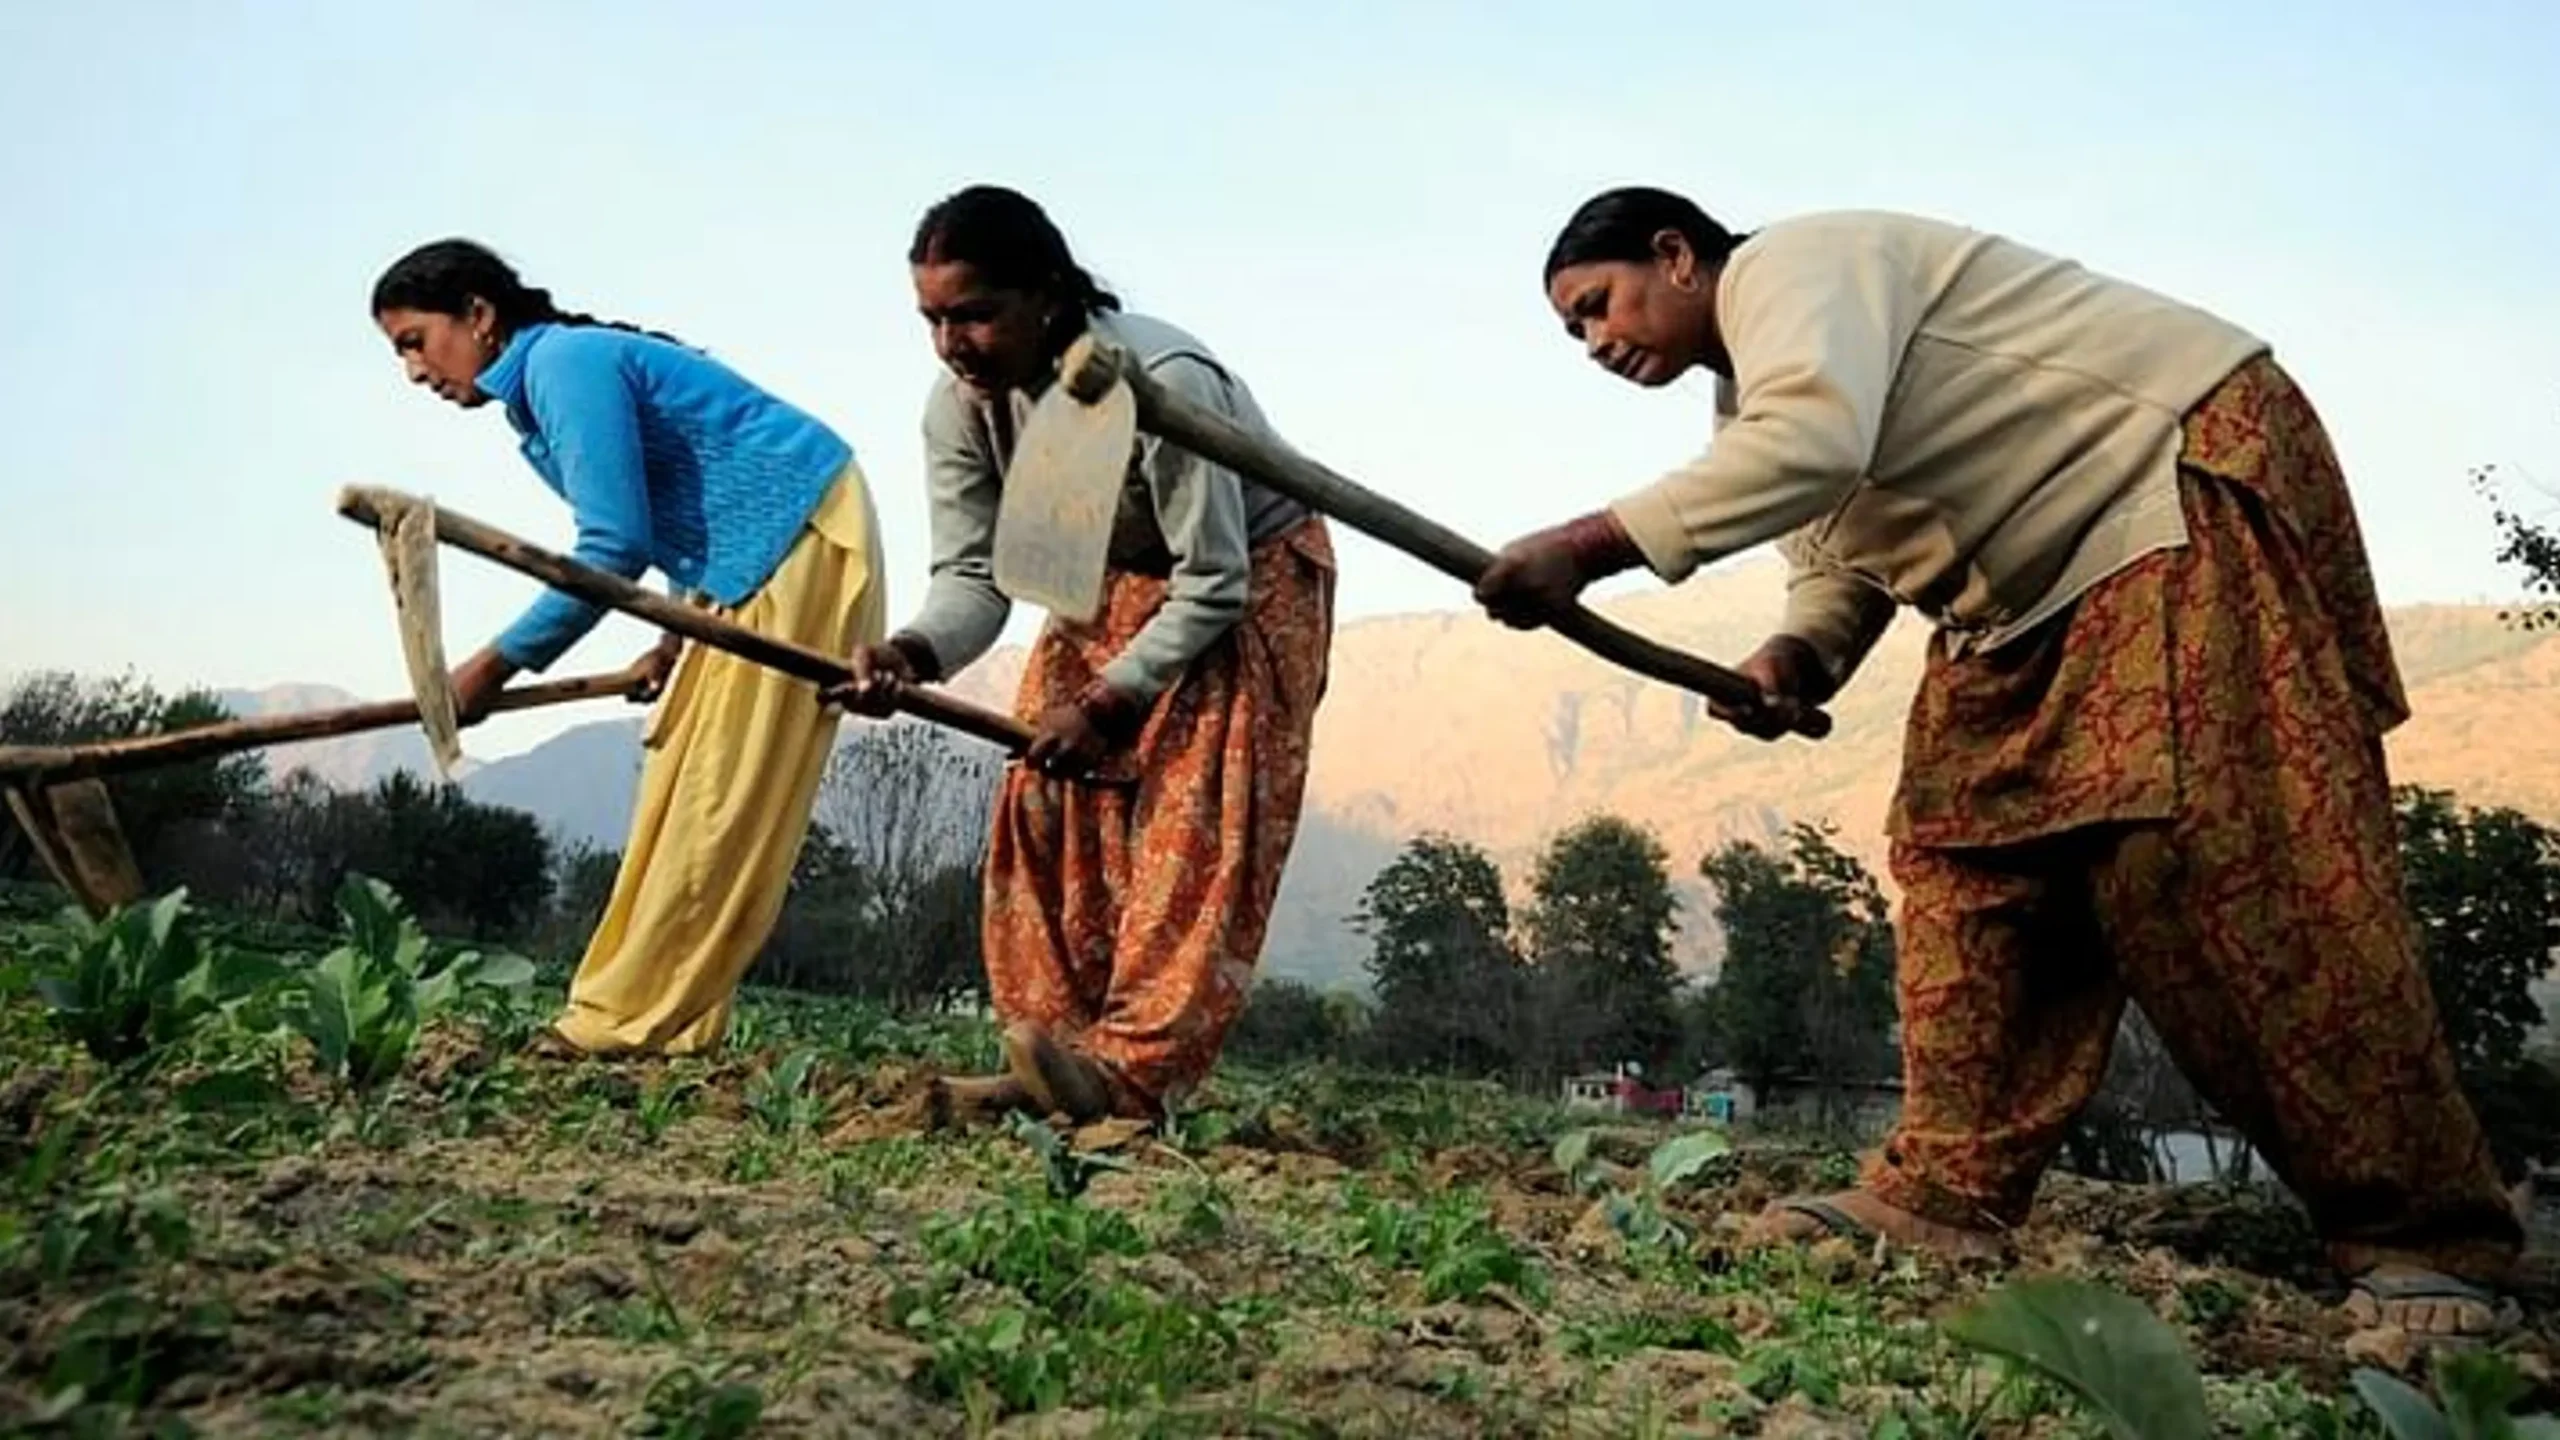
[551,465,887,1055]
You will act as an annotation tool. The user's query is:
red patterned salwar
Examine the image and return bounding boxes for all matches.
[981,519,1336,1117]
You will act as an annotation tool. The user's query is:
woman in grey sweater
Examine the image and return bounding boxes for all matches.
[834,185,1337,1123]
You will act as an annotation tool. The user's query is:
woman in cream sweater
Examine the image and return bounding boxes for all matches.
[1473,188,2521,1341]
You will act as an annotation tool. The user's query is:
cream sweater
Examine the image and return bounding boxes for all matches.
[1605,210,2270,685]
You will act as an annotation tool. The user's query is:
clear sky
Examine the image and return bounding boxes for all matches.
[3,1,2555,761]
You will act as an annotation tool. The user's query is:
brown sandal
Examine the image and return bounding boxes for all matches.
[522,1028,589,1062]
[1743,1191,2006,1263]
[2343,1267,2521,1346]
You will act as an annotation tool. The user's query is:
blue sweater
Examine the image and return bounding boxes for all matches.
[474,322,853,671]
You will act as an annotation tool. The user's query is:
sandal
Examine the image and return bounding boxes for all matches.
[1774,1196,1874,1238]
[1744,1191,2006,1262]
[2343,1266,2521,1344]
[522,1028,589,1062]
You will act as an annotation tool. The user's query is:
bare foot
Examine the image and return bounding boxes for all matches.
[1002,1022,1117,1123]
[1740,1189,2005,1263]
[933,1073,1037,1126]
[2340,1263,2516,1342]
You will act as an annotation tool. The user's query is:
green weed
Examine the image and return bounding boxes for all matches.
[1340,1182,1544,1305]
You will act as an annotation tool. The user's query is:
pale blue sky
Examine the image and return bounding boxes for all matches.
[3,1,2555,760]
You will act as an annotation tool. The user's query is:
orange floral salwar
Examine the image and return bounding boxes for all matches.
[980,518,1336,1117]
[1865,356,2524,1281]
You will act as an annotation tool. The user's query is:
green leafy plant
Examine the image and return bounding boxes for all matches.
[1565,1309,1742,1361]
[290,874,535,1094]
[1646,1128,1733,1189]
[1343,1182,1544,1304]
[1553,1124,1732,1249]
[634,1361,763,1439]
[724,1135,778,1184]
[2354,1350,2560,1440]
[36,1287,232,1418]
[742,1047,826,1138]
[1156,1174,1231,1247]
[913,1303,1075,1415]
[1944,1276,2560,1440]
[30,890,278,1067]
[32,1179,192,1282]
[635,1071,702,1143]
[1942,1276,2212,1440]
[891,1185,1245,1417]
[923,1189,1145,1307]
[1010,1113,1132,1201]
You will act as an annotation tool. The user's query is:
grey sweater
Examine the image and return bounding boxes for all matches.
[894,310,1309,699]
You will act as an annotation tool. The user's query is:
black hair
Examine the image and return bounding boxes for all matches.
[1543,186,1745,283]
[369,239,685,346]
[909,185,1120,351]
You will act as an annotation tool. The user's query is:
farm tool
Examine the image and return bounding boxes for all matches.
[331,485,1043,764]
[991,333,1832,741]
[0,662,652,919]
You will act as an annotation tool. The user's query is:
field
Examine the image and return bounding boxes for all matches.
[3,883,2556,1438]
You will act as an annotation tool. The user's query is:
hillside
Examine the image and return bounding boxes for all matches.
[233,557,2560,991]
[216,683,471,791]
[920,558,2560,987]
[1275,567,2560,981]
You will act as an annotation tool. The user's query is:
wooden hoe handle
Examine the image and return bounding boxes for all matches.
[1059,337,1831,741]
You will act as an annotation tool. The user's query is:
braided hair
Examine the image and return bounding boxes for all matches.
[370,239,687,347]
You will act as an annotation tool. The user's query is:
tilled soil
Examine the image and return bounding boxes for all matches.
[5,1026,2555,1437]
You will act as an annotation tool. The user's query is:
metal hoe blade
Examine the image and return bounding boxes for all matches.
[371,492,464,777]
[5,777,143,918]
[993,375,1138,624]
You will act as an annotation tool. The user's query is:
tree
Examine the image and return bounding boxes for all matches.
[2396,786,2560,1075]
[811,721,1004,895]
[1700,821,1899,1128]
[337,771,556,939]
[219,769,343,916]
[217,769,555,941]
[1225,978,1364,1065]
[1521,814,1682,1078]
[528,838,624,961]
[1666,980,1726,1080]
[1356,832,1525,1078]
[2474,462,2559,629]
[2394,784,2560,1180]
[2058,1011,2221,1186]
[0,671,264,885]
[752,721,1003,1008]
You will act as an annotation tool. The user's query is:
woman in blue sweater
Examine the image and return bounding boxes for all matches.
[370,238,888,1056]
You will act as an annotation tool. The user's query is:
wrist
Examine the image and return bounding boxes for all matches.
[1074,679,1148,743]
[887,632,944,683]
[1550,509,1644,581]
[1760,634,1839,704]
